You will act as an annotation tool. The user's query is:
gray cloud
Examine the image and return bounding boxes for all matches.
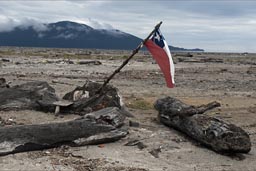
[0,16,48,32]
[0,17,17,32]
[0,1,255,52]
[160,1,256,18]
[17,18,49,32]
[87,18,114,30]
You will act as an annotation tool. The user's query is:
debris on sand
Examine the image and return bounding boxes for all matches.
[0,78,9,88]
[247,66,256,74]
[177,57,223,63]
[60,80,124,115]
[129,120,140,127]
[77,60,102,65]
[124,139,141,146]
[155,97,251,153]
[0,107,127,156]
[174,53,193,57]
[0,117,17,126]
[1,58,10,62]
[124,139,147,150]
[0,79,125,115]
[149,147,161,158]
[0,79,129,155]
[0,81,59,112]
[41,59,101,65]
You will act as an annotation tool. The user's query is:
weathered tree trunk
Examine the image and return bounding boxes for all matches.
[155,97,251,153]
[0,107,127,156]
[0,81,59,112]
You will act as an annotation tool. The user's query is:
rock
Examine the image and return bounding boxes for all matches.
[129,120,140,127]
[149,147,161,158]
[137,142,147,150]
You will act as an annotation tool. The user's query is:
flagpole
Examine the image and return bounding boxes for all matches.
[96,21,163,94]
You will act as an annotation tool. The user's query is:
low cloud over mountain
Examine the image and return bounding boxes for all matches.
[0,21,203,51]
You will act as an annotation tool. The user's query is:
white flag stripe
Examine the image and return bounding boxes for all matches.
[163,40,175,84]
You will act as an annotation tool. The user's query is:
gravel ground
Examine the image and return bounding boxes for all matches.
[0,48,256,171]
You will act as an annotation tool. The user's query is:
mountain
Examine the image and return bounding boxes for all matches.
[0,21,204,51]
[169,46,204,52]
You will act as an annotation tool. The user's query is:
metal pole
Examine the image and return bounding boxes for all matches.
[96,21,163,94]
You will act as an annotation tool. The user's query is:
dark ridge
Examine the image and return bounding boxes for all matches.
[0,21,204,51]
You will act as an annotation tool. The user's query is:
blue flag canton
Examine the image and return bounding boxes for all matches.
[151,29,165,48]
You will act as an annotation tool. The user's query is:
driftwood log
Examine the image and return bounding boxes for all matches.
[0,80,125,116]
[0,107,127,156]
[155,97,251,153]
[0,81,58,112]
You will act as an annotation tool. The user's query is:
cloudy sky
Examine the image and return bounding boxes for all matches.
[0,0,256,52]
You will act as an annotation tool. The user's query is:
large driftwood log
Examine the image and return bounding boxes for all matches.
[0,81,59,112]
[0,107,127,155]
[155,97,251,153]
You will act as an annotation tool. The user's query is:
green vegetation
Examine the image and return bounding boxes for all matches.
[0,50,16,56]
[127,98,153,110]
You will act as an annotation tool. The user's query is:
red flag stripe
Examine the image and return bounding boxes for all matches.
[145,40,174,88]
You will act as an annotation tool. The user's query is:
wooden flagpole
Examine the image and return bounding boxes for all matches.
[96,21,163,94]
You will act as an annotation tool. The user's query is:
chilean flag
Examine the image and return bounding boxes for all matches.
[145,29,175,88]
